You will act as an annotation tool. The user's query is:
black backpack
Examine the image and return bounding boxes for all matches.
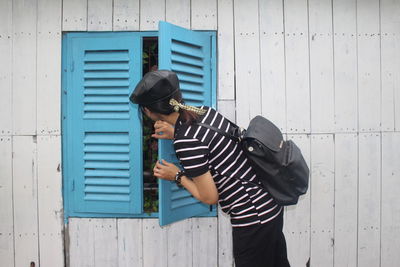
[198,115,309,206]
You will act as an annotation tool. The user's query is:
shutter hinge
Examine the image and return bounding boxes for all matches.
[70,61,75,72]
[71,180,75,191]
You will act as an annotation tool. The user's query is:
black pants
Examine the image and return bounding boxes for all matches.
[232,211,290,267]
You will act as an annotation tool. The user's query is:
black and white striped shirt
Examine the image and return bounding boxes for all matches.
[173,107,282,228]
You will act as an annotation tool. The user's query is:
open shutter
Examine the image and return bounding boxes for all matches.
[67,33,143,215]
[158,21,216,226]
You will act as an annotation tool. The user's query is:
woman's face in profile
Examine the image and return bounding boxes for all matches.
[142,107,162,122]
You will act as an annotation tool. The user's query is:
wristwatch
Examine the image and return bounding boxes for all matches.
[175,170,185,188]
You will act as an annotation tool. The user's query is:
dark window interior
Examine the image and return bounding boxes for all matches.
[142,37,159,213]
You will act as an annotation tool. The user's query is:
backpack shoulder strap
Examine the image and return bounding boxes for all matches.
[197,122,264,190]
[197,122,242,142]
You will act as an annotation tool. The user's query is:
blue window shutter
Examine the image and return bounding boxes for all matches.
[158,21,216,226]
[66,33,143,215]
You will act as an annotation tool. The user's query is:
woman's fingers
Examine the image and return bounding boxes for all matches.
[152,160,177,181]
[154,120,167,130]
[152,121,174,140]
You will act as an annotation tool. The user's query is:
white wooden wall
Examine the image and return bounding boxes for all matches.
[0,0,399,267]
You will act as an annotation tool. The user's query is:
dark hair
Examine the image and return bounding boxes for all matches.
[141,90,200,124]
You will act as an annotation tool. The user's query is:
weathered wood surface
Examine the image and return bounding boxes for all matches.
[2,0,400,266]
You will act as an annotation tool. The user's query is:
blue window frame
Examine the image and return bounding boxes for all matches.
[62,22,217,226]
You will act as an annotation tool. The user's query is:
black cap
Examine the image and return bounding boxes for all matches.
[130,70,179,105]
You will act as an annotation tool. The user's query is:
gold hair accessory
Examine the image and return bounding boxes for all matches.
[169,99,207,115]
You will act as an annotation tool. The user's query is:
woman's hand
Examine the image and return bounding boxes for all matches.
[153,160,180,181]
[152,120,174,140]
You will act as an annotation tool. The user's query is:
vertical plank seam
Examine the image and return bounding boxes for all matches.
[60,5,69,267]
[166,223,169,267]
[378,1,383,266]
[355,0,360,134]
[331,0,336,266]
[379,0,383,133]
[257,0,262,116]
[215,1,220,263]
[333,135,336,267]
[191,218,194,267]
[232,0,238,123]
[306,0,312,134]
[282,0,288,135]
[164,0,167,29]
[111,0,115,32]
[331,0,337,136]
[86,0,89,31]
[379,132,383,267]
[10,0,14,137]
[307,1,312,262]
[189,0,192,30]
[35,0,41,265]
[232,0,237,112]
[116,219,119,267]
[10,0,16,265]
[356,132,360,267]
[355,1,360,262]
[139,219,144,267]
[309,134,313,265]
[138,0,141,30]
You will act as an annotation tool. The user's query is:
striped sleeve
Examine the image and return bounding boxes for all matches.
[173,138,210,178]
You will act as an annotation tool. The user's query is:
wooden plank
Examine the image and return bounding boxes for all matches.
[284,134,311,267]
[358,133,381,267]
[217,100,236,122]
[0,0,12,136]
[37,0,62,135]
[333,0,358,133]
[37,135,64,267]
[88,0,113,31]
[216,99,235,267]
[216,0,235,100]
[113,0,140,31]
[117,219,143,267]
[396,28,400,132]
[259,0,287,133]
[167,219,193,267]
[381,0,400,131]
[62,0,87,31]
[284,0,311,134]
[68,218,95,267]
[192,217,218,267]
[142,219,168,267]
[93,219,118,267]
[140,0,165,31]
[381,132,400,267]
[310,134,334,267]
[13,136,39,267]
[0,136,14,267]
[217,206,234,267]
[69,218,118,267]
[309,0,334,133]
[357,0,381,132]
[191,0,217,30]
[166,0,191,28]
[334,133,358,267]
[12,0,37,135]
[233,0,261,126]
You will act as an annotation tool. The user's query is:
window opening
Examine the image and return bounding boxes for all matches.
[142,37,159,213]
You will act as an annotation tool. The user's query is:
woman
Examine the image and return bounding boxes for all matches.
[130,70,290,267]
